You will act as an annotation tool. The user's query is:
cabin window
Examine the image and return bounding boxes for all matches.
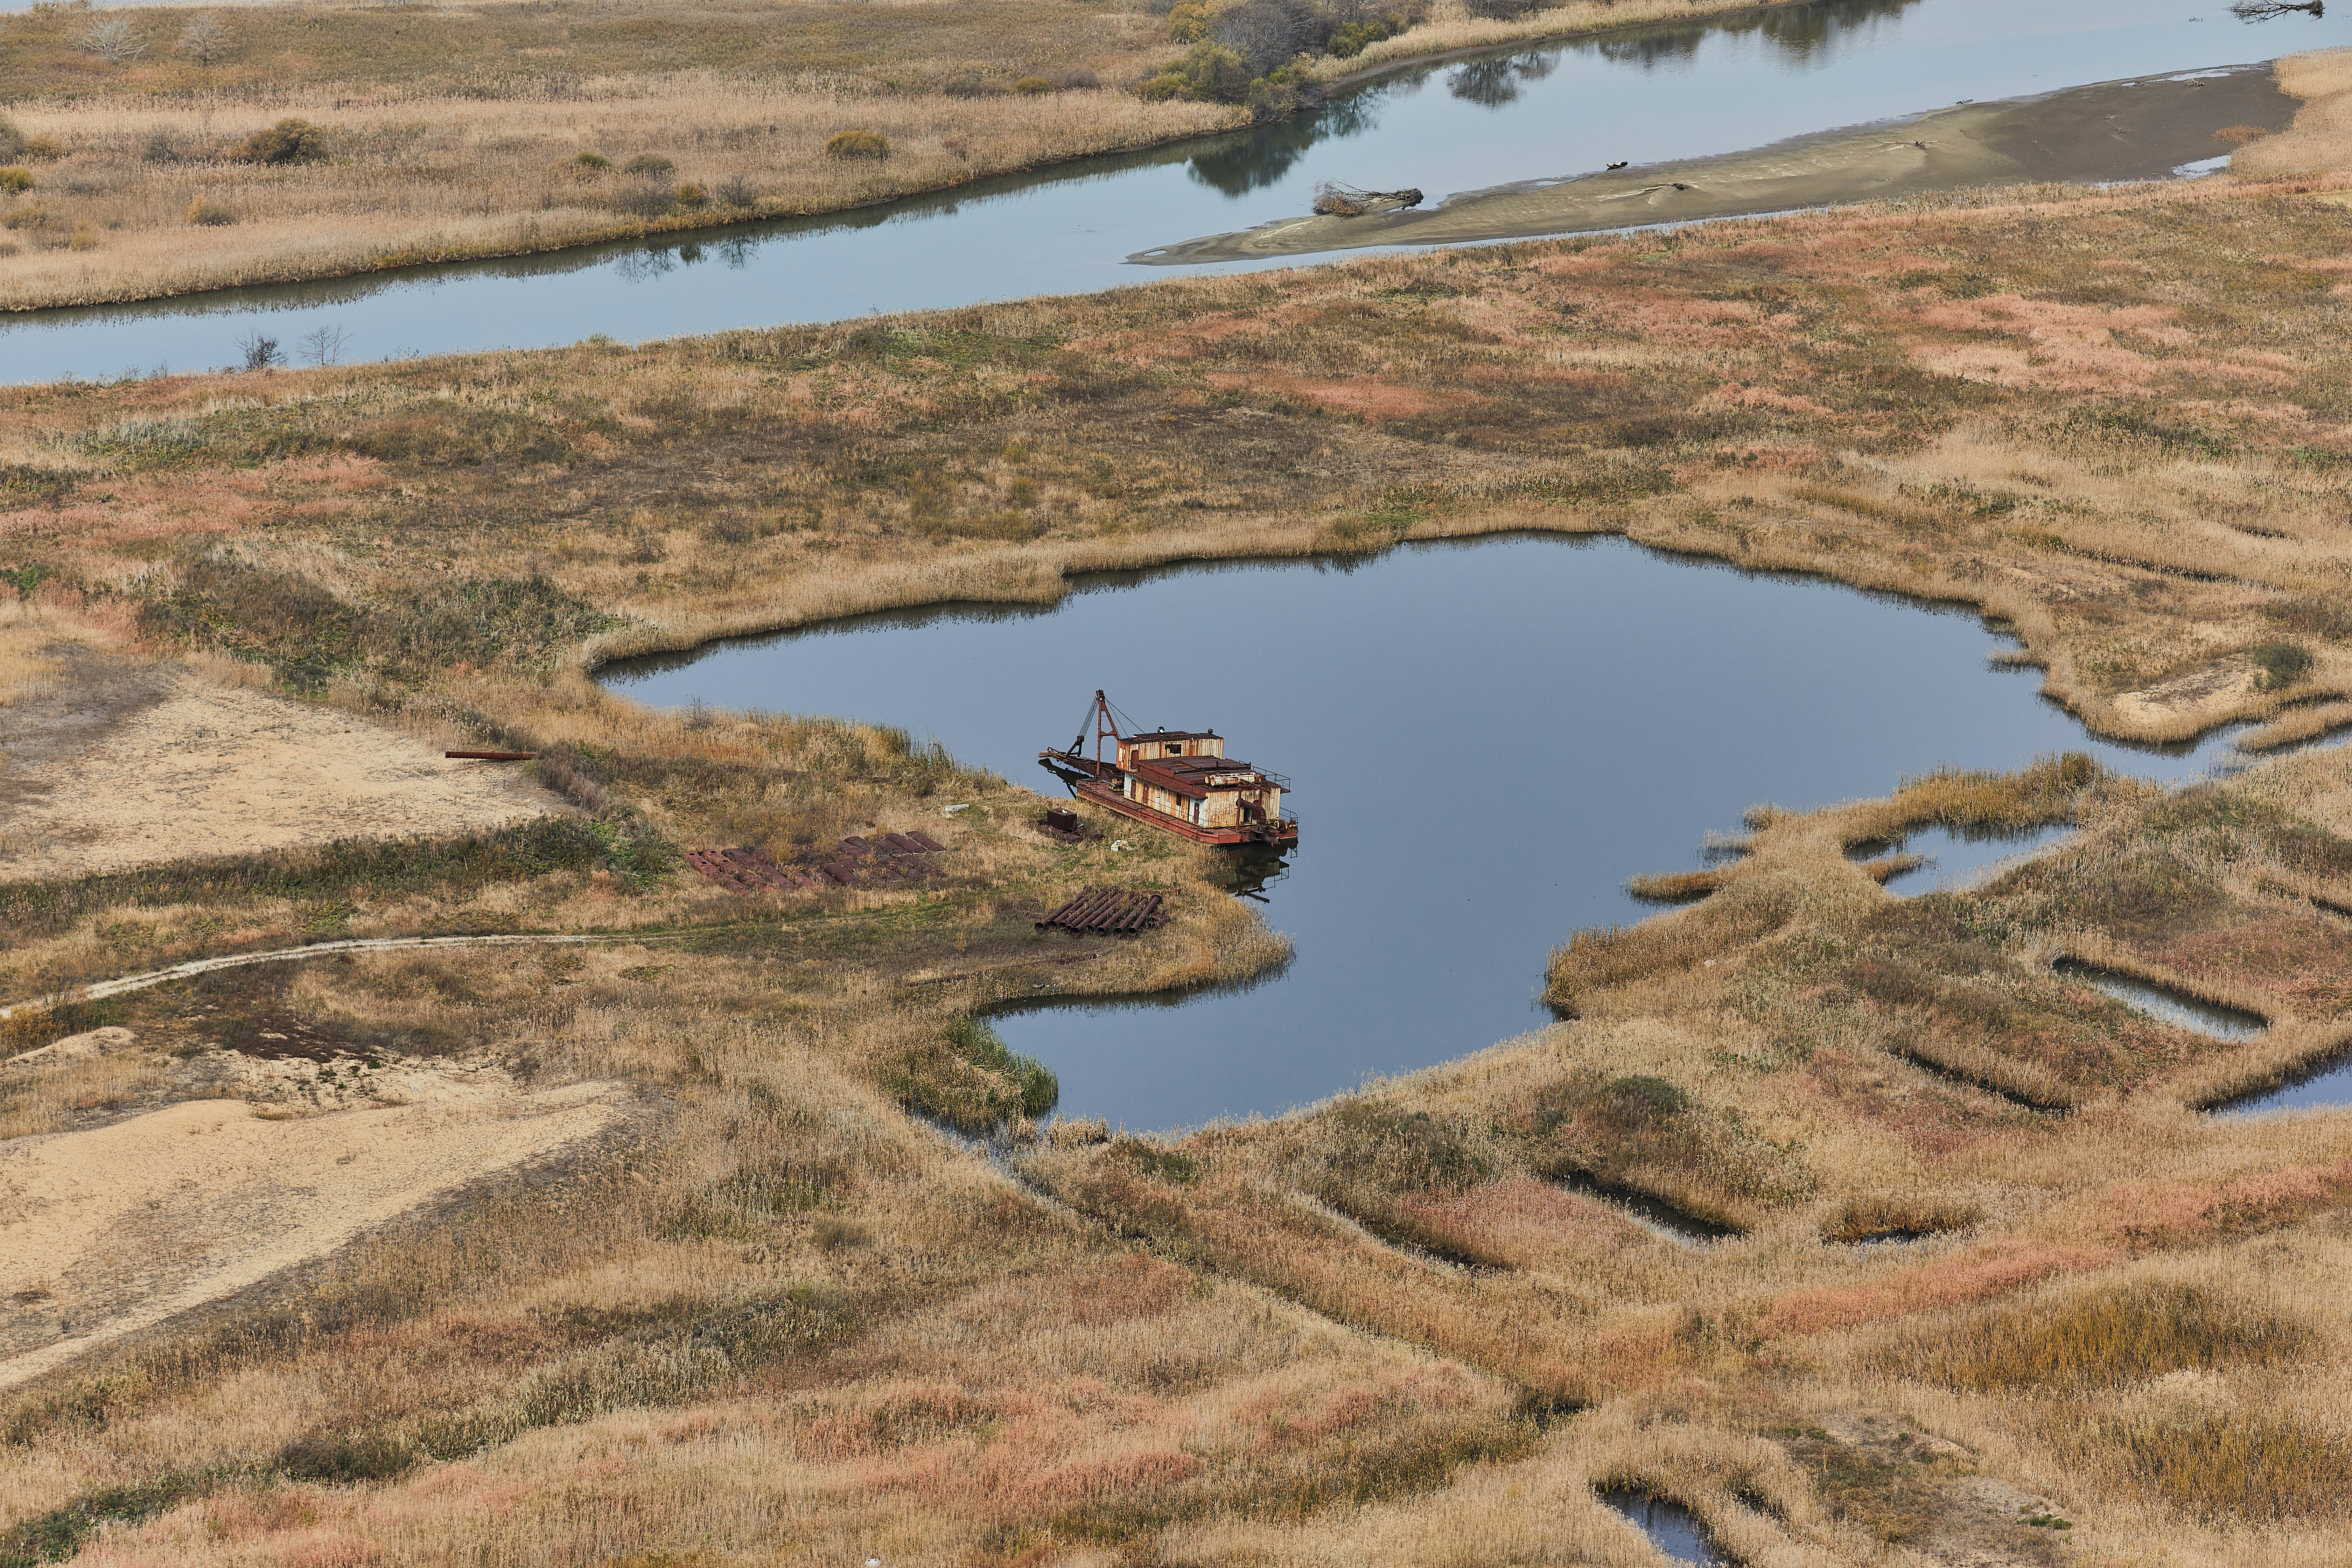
[1167,743,1182,755]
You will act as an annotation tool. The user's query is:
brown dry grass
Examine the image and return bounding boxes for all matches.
[10,70,2352,1568]
[0,0,1817,309]
[0,83,1240,310]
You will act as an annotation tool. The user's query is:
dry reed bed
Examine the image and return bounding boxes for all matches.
[0,83,1239,311]
[0,0,1837,308]
[10,94,2352,1564]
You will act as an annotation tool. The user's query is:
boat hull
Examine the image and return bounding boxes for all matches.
[1070,778,1298,847]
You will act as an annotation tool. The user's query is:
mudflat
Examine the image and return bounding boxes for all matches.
[1133,63,2296,264]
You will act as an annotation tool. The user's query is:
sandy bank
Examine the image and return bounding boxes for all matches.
[1133,64,2297,265]
[0,1070,623,1388]
[0,651,560,882]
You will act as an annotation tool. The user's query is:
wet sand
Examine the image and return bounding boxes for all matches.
[1132,64,2295,265]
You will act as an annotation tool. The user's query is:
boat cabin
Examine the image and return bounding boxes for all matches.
[1119,750,1283,831]
[1040,693,1297,847]
[1116,730,1224,767]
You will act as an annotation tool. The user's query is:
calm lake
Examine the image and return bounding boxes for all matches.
[7,0,2348,382]
[603,534,2260,1130]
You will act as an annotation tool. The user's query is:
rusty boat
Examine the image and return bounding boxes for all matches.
[1039,691,1298,848]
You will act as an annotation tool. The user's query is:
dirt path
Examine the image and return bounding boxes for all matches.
[1133,65,2295,264]
[0,931,685,1023]
[0,651,559,882]
[0,1077,624,1389]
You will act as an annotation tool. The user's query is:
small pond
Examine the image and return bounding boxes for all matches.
[2214,1052,2352,1116]
[2055,959,2268,1042]
[6,0,2348,382]
[602,533,2262,1130]
[1598,1488,1731,1565]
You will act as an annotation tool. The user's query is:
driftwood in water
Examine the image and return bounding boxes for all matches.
[1311,181,1425,217]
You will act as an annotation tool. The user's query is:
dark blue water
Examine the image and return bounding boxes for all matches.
[2217,1053,2352,1115]
[603,534,2258,1130]
[6,0,2344,382]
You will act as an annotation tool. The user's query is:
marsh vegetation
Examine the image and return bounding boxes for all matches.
[4,50,2352,1568]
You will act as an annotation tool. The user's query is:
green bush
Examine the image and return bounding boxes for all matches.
[824,130,890,160]
[0,167,33,195]
[1245,76,1298,118]
[1013,74,1055,94]
[623,152,675,178]
[1329,17,1395,55]
[675,182,708,208]
[234,118,328,165]
[2250,640,2313,691]
[572,150,611,170]
[1167,2,1211,41]
[183,196,236,226]
[1152,40,1255,103]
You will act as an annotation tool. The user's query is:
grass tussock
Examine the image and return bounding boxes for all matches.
[1545,878,1797,1013]
[1820,1194,1984,1245]
[2087,1408,2352,1522]
[1879,1280,2311,1392]
[884,1014,1059,1134]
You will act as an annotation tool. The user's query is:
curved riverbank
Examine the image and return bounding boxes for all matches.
[1134,64,2295,262]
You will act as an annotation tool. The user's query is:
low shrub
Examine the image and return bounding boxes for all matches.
[675,182,708,208]
[0,168,33,196]
[1329,17,1395,55]
[715,173,757,206]
[1014,75,1055,94]
[67,223,97,252]
[183,197,236,226]
[2250,640,2313,691]
[572,150,611,170]
[609,180,675,217]
[1167,1,1211,40]
[234,118,328,165]
[22,134,67,162]
[0,117,20,162]
[824,130,889,159]
[623,152,676,178]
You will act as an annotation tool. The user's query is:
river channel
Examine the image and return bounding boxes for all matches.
[602,534,2272,1132]
[7,0,2348,383]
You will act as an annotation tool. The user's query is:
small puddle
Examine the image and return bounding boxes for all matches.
[1551,1170,1739,1246]
[2055,960,2265,1041]
[2212,1051,2352,1116]
[1598,1489,1731,1566]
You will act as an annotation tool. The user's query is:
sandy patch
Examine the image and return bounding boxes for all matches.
[0,1074,623,1388]
[0,659,559,882]
[2110,662,2262,730]
[1135,65,2296,264]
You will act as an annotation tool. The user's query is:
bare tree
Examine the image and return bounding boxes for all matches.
[77,16,150,65]
[175,13,231,66]
[2230,0,2322,15]
[298,324,351,367]
[237,332,283,372]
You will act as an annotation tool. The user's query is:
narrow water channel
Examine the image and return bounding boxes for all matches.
[7,0,2345,382]
[602,534,2261,1130]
